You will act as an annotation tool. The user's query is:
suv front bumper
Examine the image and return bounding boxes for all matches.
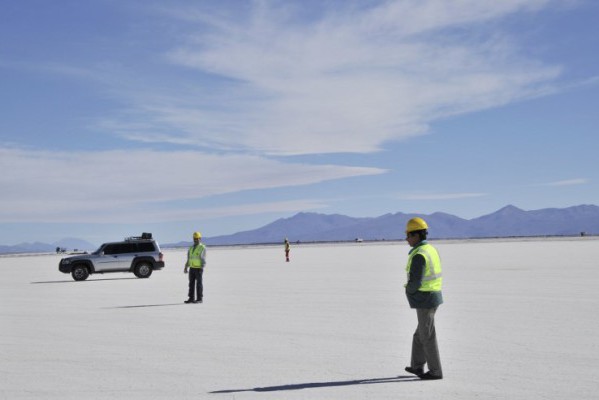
[58,261,72,273]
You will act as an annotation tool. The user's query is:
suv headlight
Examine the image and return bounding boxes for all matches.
[61,259,71,265]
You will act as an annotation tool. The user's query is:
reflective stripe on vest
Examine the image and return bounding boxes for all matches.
[406,243,442,292]
[188,244,205,268]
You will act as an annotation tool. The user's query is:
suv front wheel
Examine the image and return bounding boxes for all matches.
[72,265,90,281]
[133,262,153,278]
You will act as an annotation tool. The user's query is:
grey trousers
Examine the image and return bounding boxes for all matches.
[187,268,203,300]
[411,307,442,376]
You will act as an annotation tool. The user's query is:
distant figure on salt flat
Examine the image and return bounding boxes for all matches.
[184,231,207,304]
[284,238,290,262]
[403,217,444,380]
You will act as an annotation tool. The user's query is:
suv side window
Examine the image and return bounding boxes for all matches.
[105,243,133,255]
[124,243,138,253]
[137,242,155,252]
[103,244,118,255]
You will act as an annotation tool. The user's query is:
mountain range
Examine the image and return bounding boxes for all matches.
[0,238,97,255]
[201,204,599,245]
[1,204,597,254]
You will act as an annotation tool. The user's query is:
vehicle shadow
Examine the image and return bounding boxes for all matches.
[104,303,185,309]
[31,277,138,284]
[210,375,420,393]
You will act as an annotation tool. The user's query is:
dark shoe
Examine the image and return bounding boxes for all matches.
[405,367,424,377]
[184,299,195,304]
[420,372,443,380]
[197,299,203,303]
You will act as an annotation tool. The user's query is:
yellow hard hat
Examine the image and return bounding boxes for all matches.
[405,217,428,234]
[193,231,202,239]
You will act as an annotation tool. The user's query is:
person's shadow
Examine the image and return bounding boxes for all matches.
[210,375,419,393]
[103,303,184,309]
[31,277,137,284]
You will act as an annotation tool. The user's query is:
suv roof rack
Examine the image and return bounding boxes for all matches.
[125,232,153,241]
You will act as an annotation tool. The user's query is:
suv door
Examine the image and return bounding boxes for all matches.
[96,243,136,271]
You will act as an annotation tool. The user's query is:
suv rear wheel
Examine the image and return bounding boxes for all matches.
[134,262,153,278]
[72,265,90,281]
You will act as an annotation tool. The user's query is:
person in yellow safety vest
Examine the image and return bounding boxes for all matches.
[184,231,207,304]
[284,238,290,262]
[403,217,444,380]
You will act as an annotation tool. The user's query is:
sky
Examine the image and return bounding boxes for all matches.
[1,0,598,246]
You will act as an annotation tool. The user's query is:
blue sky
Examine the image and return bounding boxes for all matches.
[1,0,598,246]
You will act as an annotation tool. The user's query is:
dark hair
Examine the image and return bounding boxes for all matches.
[414,229,428,241]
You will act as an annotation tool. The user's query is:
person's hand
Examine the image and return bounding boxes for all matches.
[184,267,188,274]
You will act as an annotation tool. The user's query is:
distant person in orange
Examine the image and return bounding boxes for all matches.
[284,238,290,262]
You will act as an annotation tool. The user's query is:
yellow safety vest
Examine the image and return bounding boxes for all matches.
[188,243,206,269]
[406,243,442,292]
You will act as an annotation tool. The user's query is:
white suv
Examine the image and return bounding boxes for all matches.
[58,233,165,281]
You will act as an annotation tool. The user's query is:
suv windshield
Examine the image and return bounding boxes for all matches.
[91,245,106,256]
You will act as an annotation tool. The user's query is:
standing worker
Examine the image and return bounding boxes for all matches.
[184,231,207,304]
[284,238,290,262]
[403,217,444,380]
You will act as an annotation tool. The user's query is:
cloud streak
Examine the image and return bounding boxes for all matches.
[540,178,588,187]
[397,192,488,201]
[0,147,384,223]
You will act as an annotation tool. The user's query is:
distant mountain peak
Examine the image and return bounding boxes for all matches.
[497,204,524,213]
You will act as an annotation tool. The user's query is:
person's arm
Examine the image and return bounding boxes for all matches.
[406,254,425,294]
[200,247,207,269]
[184,248,190,273]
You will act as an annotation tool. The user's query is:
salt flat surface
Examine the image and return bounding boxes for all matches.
[1,238,598,400]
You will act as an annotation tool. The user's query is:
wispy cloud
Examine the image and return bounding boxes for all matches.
[397,192,488,201]
[48,1,564,156]
[129,0,562,155]
[540,178,588,187]
[0,147,384,223]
